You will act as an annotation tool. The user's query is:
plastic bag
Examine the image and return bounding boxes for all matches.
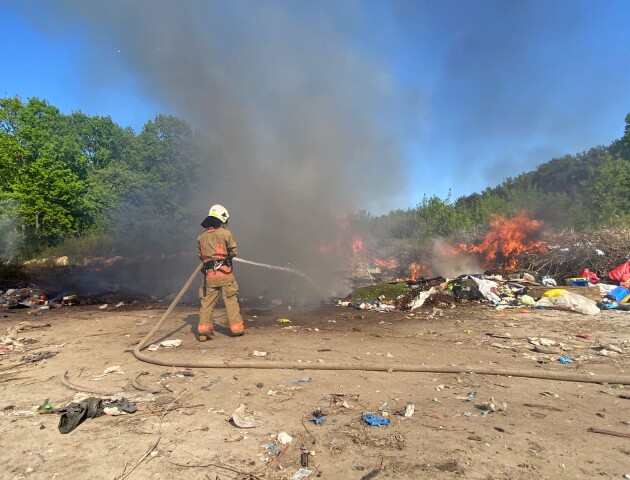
[536,291,600,315]
[580,268,599,284]
[609,261,630,282]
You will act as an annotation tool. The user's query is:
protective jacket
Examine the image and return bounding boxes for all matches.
[197,226,238,285]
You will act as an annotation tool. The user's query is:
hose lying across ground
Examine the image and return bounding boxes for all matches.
[132,263,630,385]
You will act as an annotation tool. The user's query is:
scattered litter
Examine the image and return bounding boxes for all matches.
[283,376,313,384]
[252,350,268,357]
[540,391,559,398]
[536,290,600,315]
[528,338,556,347]
[557,356,574,364]
[605,344,623,354]
[61,295,79,306]
[103,365,124,375]
[290,468,312,480]
[311,409,326,425]
[229,404,263,428]
[103,406,128,416]
[487,332,512,339]
[478,397,507,416]
[519,294,536,306]
[403,404,415,417]
[362,413,389,426]
[98,304,108,310]
[576,333,590,339]
[160,339,182,348]
[276,318,291,323]
[115,302,125,308]
[57,397,137,433]
[148,344,159,351]
[277,431,293,444]
[534,345,561,354]
[21,351,57,363]
[409,287,437,310]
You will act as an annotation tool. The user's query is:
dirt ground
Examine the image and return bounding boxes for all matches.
[1,299,629,480]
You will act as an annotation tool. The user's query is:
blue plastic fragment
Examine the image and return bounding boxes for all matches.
[362,413,390,426]
[557,356,573,364]
[311,416,326,425]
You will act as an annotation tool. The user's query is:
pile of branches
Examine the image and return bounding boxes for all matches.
[517,227,630,281]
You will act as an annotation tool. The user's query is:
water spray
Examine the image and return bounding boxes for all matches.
[233,257,320,291]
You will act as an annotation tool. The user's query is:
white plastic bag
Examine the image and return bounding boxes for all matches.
[536,291,599,315]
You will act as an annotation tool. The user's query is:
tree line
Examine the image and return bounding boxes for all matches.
[352,114,630,246]
[1,96,629,259]
[0,96,208,258]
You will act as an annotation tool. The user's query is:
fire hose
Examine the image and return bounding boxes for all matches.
[133,263,630,385]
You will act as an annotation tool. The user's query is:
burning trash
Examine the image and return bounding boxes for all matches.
[465,212,548,269]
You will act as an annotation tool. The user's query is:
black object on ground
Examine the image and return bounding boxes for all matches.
[57,397,137,434]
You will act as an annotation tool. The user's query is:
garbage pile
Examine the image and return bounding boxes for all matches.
[0,287,47,309]
[519,226,630,281]
[338,260,630,316]
[0,287,82,313]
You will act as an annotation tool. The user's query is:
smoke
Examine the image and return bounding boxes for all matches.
[0,201,25,260]
[429,239,481,279]
[10,0,422,295]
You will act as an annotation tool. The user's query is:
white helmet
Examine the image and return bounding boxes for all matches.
[208,204,229,223]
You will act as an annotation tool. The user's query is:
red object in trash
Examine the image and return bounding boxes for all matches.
[609,261,630,283]
[576,333,590,339]
[580,268,599,284]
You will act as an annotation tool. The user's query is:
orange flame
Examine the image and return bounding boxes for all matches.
[352,236,364,255]
[374,257,399,269]
[408,262,432,280]
[468,211,547,269]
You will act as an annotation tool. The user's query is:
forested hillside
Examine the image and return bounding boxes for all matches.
[352,114,630,246]
[1,96,629,260]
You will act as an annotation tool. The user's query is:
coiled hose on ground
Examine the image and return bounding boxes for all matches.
[133,264,630,385]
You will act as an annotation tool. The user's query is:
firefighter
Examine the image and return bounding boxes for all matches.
[197,204,245,341]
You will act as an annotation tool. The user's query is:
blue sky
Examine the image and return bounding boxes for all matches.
[2,0,630,213]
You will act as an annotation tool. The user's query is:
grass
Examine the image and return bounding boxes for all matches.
[347,282,410,302]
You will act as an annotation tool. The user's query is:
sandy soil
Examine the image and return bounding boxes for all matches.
[1,300,629,480]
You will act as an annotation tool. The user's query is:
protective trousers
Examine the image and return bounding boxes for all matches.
[198,278,244,335]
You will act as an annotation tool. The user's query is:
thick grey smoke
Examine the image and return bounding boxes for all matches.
[14,0,421,294]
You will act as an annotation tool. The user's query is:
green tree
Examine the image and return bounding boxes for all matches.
[589,154,630,226]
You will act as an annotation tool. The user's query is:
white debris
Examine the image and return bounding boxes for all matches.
[409,287,437,310]
[252,350,268,357]
[277,431,293,444]
[404,404,415,417]
[230,404,263,428]
[290,468,312,480]
[160,339,182,348]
